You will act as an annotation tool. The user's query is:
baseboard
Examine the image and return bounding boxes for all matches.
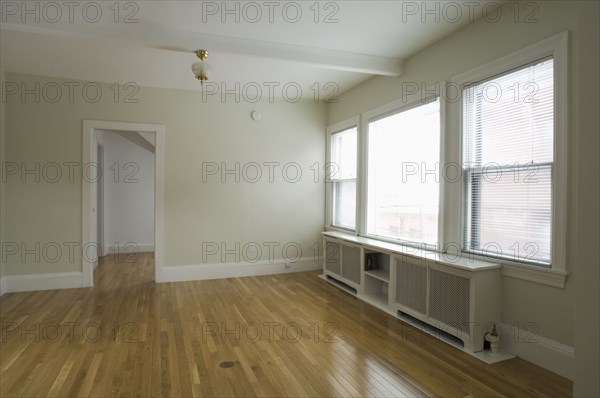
[107,243,154,253]
[499,323,574,380]
[0,276,6,296]
[3,272,83,293]
[158,257,322,283]
[138,244,154,252]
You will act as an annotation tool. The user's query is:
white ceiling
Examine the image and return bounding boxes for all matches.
[0,1,500,99]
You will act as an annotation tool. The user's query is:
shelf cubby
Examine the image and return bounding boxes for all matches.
[363,250,390,282]
[363,273,389,308]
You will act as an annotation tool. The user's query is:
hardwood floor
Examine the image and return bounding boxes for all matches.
[0,252,572,397]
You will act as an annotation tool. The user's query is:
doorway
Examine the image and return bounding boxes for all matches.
[82,120,165,287]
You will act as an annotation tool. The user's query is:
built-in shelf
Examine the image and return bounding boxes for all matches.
[364,269,389,282]
[321,231,510,362]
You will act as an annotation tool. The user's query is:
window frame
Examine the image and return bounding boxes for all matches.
[448,31,568,285]
[360,94,445,250]
[323,32,568,288]
[325,116,359,234]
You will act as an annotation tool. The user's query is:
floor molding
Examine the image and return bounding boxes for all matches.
[158,257,322,283]
[499,322,574,380]
[107,243,155,253]
[3,272,83,293]
[0,276,6,296]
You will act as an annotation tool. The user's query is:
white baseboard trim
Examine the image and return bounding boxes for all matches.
[138,244,154,252]
[158,257,322,283]
[499,322,574,380]
[0,276,6,296]
[3,272,83,293]
[107,243,155,253]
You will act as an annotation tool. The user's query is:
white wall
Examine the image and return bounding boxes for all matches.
[574,2,600,396]
[98,130,155,253]
[327,0,599,385]
[4,79,326,277]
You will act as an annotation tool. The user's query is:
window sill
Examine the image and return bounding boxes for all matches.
[501,262,568,288]
[322,231,568,288]
[322,231,500,272]
[325,226,357,235]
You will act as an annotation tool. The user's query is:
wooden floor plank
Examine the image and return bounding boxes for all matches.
[0,252,572,397]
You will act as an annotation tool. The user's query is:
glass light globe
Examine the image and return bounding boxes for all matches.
[191,61,213,79]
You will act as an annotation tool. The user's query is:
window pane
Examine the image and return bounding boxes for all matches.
[331,127,357,229]
[367,100,440,245]
[465,166,552,264]
[463,58,554,265]
[463,58,554,166]
[333,180,356,229]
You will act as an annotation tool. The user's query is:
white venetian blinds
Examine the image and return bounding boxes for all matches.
[462,57,554,265]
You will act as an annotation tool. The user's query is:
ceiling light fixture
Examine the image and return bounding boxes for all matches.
[191,49,212,86]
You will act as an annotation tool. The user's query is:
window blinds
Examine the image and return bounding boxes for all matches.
[462,58,554,265]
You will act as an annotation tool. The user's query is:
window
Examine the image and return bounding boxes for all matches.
[326,33,567,285]
[330,126,357,230]
[366,99,441,246]
[462,58,554,266]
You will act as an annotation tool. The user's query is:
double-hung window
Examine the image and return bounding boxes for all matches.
[366,99,441,246]
[461,58,556,266]
[329,126,357,230]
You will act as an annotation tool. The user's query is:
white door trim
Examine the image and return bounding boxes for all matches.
[82,120,165,286]
[96,143,105,262]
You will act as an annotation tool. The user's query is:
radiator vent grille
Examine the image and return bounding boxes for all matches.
[341,246,361,284]
[324,241,340,275]
[429,269,471,335]
[395,261,427,314]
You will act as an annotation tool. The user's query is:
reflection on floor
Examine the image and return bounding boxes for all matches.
[0,252,572,397]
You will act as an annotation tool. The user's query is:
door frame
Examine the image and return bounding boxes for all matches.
[82,120,165,286]
[96,142,105,261]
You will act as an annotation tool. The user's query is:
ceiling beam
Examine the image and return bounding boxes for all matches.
[1,22,404,77]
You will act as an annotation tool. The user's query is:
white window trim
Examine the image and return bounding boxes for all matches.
[360,90,444,251]
[448,31,569,287]
[325,116,359,234]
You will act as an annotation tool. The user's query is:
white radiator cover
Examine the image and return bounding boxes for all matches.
[322,232,502,354]
[393,259,501,352]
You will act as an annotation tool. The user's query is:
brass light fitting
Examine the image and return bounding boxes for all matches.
[191,49,212,85]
